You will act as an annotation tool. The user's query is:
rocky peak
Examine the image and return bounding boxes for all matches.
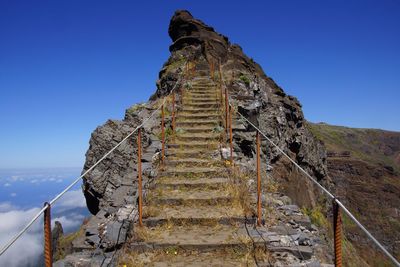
[160,10,331,208]
[168,10,229,58]
[57,10,337,266]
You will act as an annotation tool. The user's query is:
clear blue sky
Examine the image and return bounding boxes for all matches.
[0,0,399,168]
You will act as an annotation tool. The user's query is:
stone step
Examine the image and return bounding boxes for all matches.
[184,102,219,108]
[142,205,249,227]
[187,88,217,92]
[160,166,225,176]
[147,187,232,205]
[187,90,216,94]
[165,148,216,158]
[176,127,217,134]
[176,115,222,122]
[187,87,216,90]
[190,84,214,87]
[191,70,209,77]
[129,225,250,253]
[164,158,223,167]
[182,99,219,105]
[185,92,218,97]
[122,251,257,267]
[183,101,219,107]
[187,85,216,89]
[175,116,219,122]
[174,134,220,142]
[175,117,220,123]
[182,96,218,101]
[176,113,220,119]
[180,107,220,112]
[155,177,229,190]
[187,91,217,95]
[175,121,218,128]
[164,161,223,169]
[167,141,219,148]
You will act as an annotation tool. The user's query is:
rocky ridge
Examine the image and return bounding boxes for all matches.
[54,10,339,266]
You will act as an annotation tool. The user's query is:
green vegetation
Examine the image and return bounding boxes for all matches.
[175,127,186,135]
[166,56,186,72]
[126,103,146,116]
[54,227,85,261]
[157,126,174,141]
[212,126,224,133]
[342,237,369,267]
[307,122,400,172]
[301,205,328,228]
[184,82,192,90]
[239,74,250,86]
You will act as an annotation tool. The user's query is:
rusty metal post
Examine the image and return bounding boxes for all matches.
[219,62,223,107]
[161,104,165,165]
[220,84,223,107]
[43,202,52,267]
[256,131,262,226]
[172,93,176,132]
[218,58,222,81]
[210,60,214,80]
[181,85,184,104]
[229,106,233,165]
[225,88,229,134]
[333,200,343,267]
[137,128,143,226]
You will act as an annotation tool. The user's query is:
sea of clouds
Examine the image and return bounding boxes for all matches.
[0,169,88,267]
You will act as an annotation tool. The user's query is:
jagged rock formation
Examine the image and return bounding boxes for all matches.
[55,10,340,266]
[156,10,331,208]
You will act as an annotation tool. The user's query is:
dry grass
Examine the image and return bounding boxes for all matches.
[117,247,260,267]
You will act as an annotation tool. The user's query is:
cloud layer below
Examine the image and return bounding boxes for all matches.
[0,189,87,267]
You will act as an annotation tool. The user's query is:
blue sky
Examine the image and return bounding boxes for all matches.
[0,0,399,168]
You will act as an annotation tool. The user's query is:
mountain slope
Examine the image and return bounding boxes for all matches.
[308,122,400,264]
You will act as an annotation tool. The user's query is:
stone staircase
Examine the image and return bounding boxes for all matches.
[117,64,329,266]
[119,68,270,266]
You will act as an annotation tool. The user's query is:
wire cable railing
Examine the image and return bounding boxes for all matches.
[2,56,399,267]
[214,57,400,266]
[0,62,187,261]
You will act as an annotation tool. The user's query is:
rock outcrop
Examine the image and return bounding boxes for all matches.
[56,10,338,266]
[157,10,331,208]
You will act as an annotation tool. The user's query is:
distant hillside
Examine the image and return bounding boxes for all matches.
[308,122,400,265]
[308,122,400,172]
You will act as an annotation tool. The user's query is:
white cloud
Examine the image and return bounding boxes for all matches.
[0,208,42,267]
[0,190,87,267]
[56,189,86,209]
[0,202,17,212]
[52,213,85,230]
[10,176,22,182]
[10,193,17,197]
[3,183,11,187]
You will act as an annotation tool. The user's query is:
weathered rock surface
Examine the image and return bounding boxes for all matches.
[157,10,332,208]
[57,9,339,266]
